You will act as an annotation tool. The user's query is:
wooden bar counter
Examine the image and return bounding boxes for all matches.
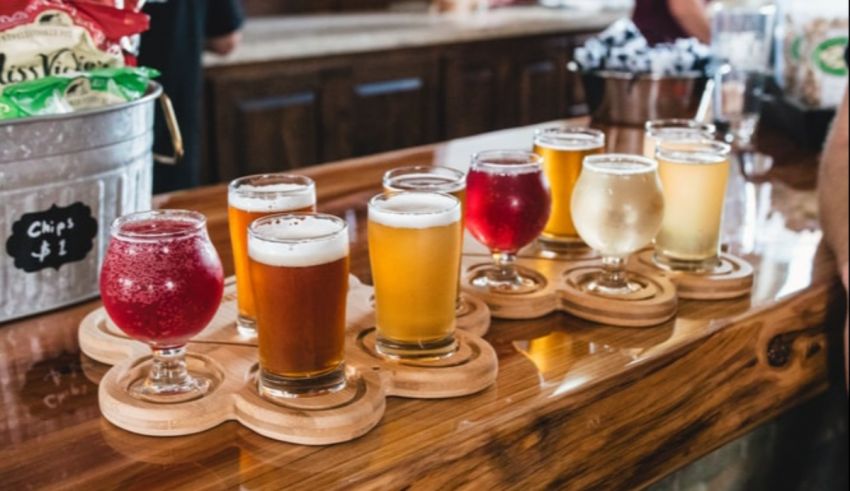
[0,119,844,490]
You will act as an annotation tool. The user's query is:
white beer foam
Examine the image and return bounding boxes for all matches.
[229,183,315,213]
[369,193,460,229]
[249,216,348,268]
[535,135,604,151]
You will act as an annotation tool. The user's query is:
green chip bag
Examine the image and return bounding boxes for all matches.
[0,67,159,120]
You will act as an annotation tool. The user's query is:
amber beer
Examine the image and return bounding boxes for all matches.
[654,139,732,271]
[533,127,605,248]
[368,192,462,359]
[228,174,316,334]
[248,213,349,398]
[383,166,467,218]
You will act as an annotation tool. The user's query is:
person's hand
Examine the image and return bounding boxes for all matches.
[206,31,242,56]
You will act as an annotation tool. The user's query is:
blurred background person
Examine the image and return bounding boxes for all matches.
[633,0,711,45]
[139,0,245,193]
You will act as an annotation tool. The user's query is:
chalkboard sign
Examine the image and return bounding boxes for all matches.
[5,203,98,273]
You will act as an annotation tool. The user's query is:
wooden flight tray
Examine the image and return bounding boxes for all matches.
[79,277,497,446]
[460,234,754,326]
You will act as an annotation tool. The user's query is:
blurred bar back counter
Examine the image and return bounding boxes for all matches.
[0,115,844,489]
[199,4,625,183]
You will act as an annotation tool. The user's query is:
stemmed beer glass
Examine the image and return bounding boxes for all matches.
[571,155,664,295]
[465,150,551,294]
[100,210,225,403]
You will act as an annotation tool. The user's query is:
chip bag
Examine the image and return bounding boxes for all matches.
[0,66,158,120]
[0,0,149,87]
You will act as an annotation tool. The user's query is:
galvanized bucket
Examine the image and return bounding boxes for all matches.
[572,64,710,126]
[0,82,182,322]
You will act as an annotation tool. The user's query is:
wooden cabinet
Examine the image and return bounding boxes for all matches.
[204,32,597,182]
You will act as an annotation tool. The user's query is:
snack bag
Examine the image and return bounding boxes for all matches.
[0,66,158,119]
[0,0,149,87]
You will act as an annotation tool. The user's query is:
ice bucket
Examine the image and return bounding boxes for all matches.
[0,82,180,322]
[574,66,709,126]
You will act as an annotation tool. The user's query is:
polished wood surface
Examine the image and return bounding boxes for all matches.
[0,119,842,490]
[80,278,496,443]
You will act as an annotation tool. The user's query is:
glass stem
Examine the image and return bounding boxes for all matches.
[601,256,628,289]
[148,346,191,388]
[491,252,519,283]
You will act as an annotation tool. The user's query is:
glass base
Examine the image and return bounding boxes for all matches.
[470,265,545,295]
[538,234,585,252]
[653,252,721,273]
[580,276,644,297]
[129,370,211,404]
[376,334,458,361]
[259,365,347,400]
[236,315,257,336]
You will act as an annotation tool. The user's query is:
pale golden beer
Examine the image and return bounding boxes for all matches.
[571,155,664,258]
[533,127,605,247]
[383,165,468,312]
[571,154,664,296]
[643,119,716,160]
[654,140,732,270]
[368,192,462,359]
[248,213,350,398]
[228,174,316,334]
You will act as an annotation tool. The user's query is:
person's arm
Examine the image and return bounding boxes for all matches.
[668,0,711,43]
[205,0,245,56]
[818,87,849,387]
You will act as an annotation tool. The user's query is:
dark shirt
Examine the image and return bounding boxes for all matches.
[139,0,244,193]
[633,0,702,45]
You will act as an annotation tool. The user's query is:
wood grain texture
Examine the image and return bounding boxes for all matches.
[79,278,496,444]
[0,120,842,490]
[634,250,755,301]
[460,254,678,327]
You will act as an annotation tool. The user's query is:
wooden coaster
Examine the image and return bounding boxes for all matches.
[559,264,678,327]
[456,293,492,337]
[461,255,679,327]
[347,327,498,399]
[80,275,496,445]
[98,347,386,445]
[633,250,754,301]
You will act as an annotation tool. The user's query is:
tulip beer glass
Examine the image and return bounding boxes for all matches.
[249,213,350,398]
[100,210,225,403]
[643,119,716,160]
[533,127,604,248]
[654,139,732,271]
[228,174,316,335]
[368,192,463,359]
[571,155,664,295]
[466,150,551,293]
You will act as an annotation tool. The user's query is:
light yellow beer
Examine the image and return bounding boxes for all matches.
[368,192,462,359]
[643,119,716,160]
[534,127,605,246]
[228,174,316,334]
[654,140,731,270]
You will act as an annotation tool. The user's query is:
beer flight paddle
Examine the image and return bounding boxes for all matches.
[79,276,497,445]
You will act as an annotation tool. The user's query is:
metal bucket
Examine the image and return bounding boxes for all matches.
[575,66,709,126]
[0,82,182,322]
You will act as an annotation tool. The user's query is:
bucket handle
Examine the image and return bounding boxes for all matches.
[153,93,184,166]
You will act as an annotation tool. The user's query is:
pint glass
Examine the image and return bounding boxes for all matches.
[533,127,604,248]
[249,213,349,398]
[228,174,316,335]
[654,140,732,271]
[643,119,716,159]
[368,192,462,359]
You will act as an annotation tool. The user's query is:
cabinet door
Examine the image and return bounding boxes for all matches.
[443,46,510,138]
[207,70,323,182]
[335,52,439,159]
[513,37,569,126]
